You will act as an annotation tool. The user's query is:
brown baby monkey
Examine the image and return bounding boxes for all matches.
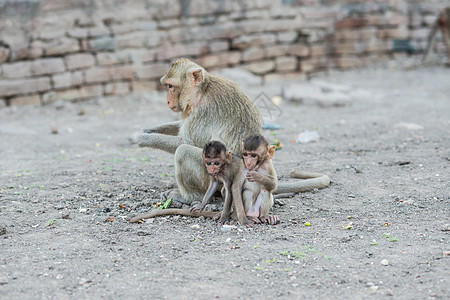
[232,134,279,226]
[190,141,241,224]
[129,141,240,223]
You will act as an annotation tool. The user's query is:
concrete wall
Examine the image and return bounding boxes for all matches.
[0,0,449,106]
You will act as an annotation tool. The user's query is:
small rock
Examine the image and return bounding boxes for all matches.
[56,274,64,280]
[51,127,58,134]
[441,224,450,232]
[393,122,424,131]
[380,259,389,266]
[0,226,6,235]
[0,276,8,285]
[370,286,379,291]
[191,224,200,229]
[221,225,237,232]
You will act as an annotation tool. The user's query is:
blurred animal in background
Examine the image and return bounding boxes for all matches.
[422,7,450,64]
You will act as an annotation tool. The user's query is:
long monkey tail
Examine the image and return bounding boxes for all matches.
[129,209,219,223]
[274,170,330,194]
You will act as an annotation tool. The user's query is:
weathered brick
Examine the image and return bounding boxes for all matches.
[67,28,89,38]
[53,71,83,89]
[2,58,64,78]
[335,18,369,29]
[104,82,131,95]
[32,58,66,75]
[265,45,289,58]
[334,43,357,55]
[334,30,359,41]
[196,52,241,69]
[0,77,51,97]
[242,47,265,62]
[116,32,148,49]
[132,80,159,93]
[98,52,131,65]
[156,42,209,60]
[89,36,116,52]
[84,68,111,83]
[275,56,298,72]
[10,44,44,61]
[243,60,275,75]
[39,30,65,41]
[110,65,135,80]
[66,53,96,70]
[89,26,110,38]
[136,63,169,80]
[2,61,32,79]
[209,40,229,53]
[290,44,310,57]
[377,28,408,39]
[232,33,277,50]
[277,31,298,43]
[9,95,41,106]
[147,31,163,48]
[45,38,80,56]
[0,47,10,63]
[310,44,327,57]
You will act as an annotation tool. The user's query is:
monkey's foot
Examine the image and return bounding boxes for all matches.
[260,215,279,225]
[247,216,262,224]
[212,212,222,222]
[160,189,190,206]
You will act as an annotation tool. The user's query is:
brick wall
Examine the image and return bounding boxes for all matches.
[0,0,449,106]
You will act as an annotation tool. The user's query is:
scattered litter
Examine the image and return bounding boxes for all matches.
[304,222,311,226]
[263,123,282,130]
[295,131,320,144]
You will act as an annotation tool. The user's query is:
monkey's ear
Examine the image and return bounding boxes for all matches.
[267,145,276,159]
[226,151,232,164]
[190,68,204,86]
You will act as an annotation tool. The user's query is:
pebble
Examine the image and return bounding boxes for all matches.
[190,224,200,229]
[380,259,389,266]
[370,286,379,291]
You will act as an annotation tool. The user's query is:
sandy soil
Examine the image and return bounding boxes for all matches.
[0,62,449,299]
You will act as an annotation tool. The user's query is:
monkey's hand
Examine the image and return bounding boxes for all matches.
[246,171,264,183]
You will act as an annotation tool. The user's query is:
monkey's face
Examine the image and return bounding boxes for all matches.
[243,151,260,171]
[203,158,225,177]
[164,82,182,112]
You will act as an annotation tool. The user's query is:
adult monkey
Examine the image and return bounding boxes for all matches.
[138,58,330,205]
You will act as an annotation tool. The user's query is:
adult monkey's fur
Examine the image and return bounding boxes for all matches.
[134,58,330,221]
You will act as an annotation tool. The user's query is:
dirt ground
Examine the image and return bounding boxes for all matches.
[0,60,449,299]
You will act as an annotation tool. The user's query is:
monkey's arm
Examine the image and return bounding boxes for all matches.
[141,121,181,136]
[190,178,218,213]
[129,209,219,223]
[138,133,183,154]
[246,171,277,192]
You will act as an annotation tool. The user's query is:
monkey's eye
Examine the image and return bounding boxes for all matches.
[206,162,212,166]
[167,84,173,89]
[214,162,220,166]
[251,154,257,158]
[243,152,248,157]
